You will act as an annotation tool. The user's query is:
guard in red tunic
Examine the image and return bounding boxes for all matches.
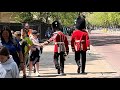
[71,15,90,74]
[42,21,69,75]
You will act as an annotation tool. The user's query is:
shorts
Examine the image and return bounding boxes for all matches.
[30,48,40,63]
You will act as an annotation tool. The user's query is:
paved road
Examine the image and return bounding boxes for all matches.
[90,30,120,75]
[20,45,118,78]
[19,34,120,78]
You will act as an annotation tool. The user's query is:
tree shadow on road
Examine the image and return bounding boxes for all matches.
[40,51,103,69]
[38,46,107,78]
[87,72,117,74]
[90,35,120,46]
[29,74,60,78]
[65,52,103,66]
[87,53,103,61]
[65,72,117,76]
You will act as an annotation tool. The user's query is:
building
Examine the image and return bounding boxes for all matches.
[0,12,16,23]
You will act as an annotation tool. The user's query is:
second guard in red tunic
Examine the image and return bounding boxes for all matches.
[71,15,90,74]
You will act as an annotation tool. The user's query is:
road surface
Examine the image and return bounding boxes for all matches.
[90,30,120,74]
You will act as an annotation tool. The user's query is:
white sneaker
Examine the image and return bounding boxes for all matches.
[35,72,40,77]
[28,72,32,77]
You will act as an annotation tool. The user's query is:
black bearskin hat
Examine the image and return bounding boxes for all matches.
[52,20,61,30]
[76,16,86,30]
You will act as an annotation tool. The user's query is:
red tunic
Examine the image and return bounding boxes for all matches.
[48,31,69,53]
[71,29,90,51]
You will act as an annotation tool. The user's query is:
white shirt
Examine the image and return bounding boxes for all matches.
[31,37,40,50]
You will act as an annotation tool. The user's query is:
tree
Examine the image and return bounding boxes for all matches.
[86,12,120,28]
[13,12,92,27]
[14,12,33,23]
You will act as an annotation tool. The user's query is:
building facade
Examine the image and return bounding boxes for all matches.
[0,12,16,23]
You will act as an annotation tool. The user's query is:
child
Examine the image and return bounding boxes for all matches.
[0,46,19,78]
[28,30,42,77]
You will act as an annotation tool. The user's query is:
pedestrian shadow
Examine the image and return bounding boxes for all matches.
[40,45,107,75]
[26,69,50,72]
[64,73,83,75]
[87,53,103,61]
[65,72,117,75]
[86,72,117,74]
[65,52,103,66]
[28,74,60,78]
[26,72,69,78]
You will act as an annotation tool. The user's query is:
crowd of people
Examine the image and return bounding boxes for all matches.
[0,15,90,78]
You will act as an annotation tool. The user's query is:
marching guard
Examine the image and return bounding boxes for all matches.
[42,21,69,75]
[71,16,90,74]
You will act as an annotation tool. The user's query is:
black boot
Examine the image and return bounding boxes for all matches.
[57,68,60,74]
[23,74,26,78]
[80,72,87,74]
[60,67,66,75]
[77,66,80,74]
[55,65,60,74]
[80,66,87,74]
[34,68,36,73]
[33,65,36,73]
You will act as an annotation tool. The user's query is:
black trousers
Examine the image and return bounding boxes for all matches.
[54,52,65,72]
[75,51,86,73]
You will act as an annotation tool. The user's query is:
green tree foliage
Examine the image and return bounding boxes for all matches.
[51,12,80,26]
[14,12,33,23]
[13,12,120,29]
[13,12,80,26]
[86,12,120,27]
